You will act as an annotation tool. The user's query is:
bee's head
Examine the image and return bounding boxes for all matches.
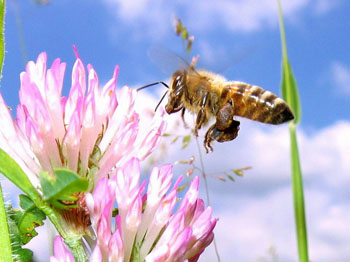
[166,70,187,114]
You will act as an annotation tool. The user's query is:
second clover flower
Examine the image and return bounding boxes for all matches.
[84,158,217,262]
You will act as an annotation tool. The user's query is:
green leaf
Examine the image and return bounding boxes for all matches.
[289,125,309,261]
[277,0,301,125]
[277,1,308,261]
[181,135,191,149]
[232,166,251,177]
[0,184,13,262]
[7,203,35,262]
[40,169,88,209]
[9,194,46,245]
[0,148,40,201]
[7,211,33,262]
[232,169,243,177]
[281,60,301,125]
[226,174,235,182]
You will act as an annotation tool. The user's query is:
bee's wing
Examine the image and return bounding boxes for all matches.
[148,46,191,75]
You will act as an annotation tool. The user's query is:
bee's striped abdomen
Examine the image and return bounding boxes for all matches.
[226,82,294,124]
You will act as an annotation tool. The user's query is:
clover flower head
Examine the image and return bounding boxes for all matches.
[82,157,216,262]
[0,50,165,231]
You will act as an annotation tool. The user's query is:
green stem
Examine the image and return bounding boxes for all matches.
[0,1,10,260]
[0,0,5,78]
[277,0,288,62]
[36,202,87,262]
[289,124,309,262]
[277,1,309,260]
[0,183,13,262]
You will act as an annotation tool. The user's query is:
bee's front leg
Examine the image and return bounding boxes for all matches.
[181,108,189,128]
[194,92,209,136]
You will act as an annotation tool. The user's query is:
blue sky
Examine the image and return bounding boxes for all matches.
[3,0,350,129]
[2,0,350,261]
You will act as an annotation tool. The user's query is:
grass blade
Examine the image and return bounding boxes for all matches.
[278,0,301,125]
[0,0,4,78]
[0,2,12,260]
[289,125,309,261]
[0,185,13,262]
[277,1,309,261]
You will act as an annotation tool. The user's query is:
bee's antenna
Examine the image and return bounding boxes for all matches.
[137,81,169,92]
[154,91,168,112]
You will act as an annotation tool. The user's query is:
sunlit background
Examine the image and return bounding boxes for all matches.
[2,0,350,261]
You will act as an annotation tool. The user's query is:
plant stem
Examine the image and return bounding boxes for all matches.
[289,124,309,262]
[36,202,87,262]
[0,184,13,262]
[277,1,309,260]
[194,136,221,262]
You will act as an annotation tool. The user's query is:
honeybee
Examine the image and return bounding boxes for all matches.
[139,53,294,153]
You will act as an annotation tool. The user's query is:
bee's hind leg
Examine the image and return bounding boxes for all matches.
[194,92,209,136]
[215,98,240,142]
[204,120,240,153]
[203,99,241,153]
[216,99,235,130]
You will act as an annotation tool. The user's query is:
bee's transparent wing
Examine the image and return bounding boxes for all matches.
[148,46,190,75]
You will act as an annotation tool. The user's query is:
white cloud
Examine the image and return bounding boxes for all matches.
[184,0,309,32]
[313,0,341,15]
[331,62,350,95]
[101,0,342,38]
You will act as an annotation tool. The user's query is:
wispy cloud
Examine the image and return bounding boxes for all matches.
[313,0,341,14]
[101,0,341,38]
[331,61,350,95]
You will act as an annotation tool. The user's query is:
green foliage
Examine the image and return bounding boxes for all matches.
[0,149,40,201]
[277,1,309,261]
[10,195,46,245]
[174,17,194,53]
[0,0,4,78]
[277,0,301,125]
[0,185,13,262]
[232,166,251,177]
[0,1,12,261]
[281,60,301,124]
[40,169,89,209]
[181,135,191,149]
[7,204,35,262]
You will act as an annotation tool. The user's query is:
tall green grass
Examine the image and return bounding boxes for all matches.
[277,1,309,261]
[0,1,13,261]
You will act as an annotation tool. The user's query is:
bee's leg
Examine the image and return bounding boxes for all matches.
[204,120,240,153]
[214,120,240,143]
[215,99,240,142]
[181,108,189,128]
[204,98,240,152]
[216,99,235,130]
[194,92,209,136]
[204,124,216,153]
